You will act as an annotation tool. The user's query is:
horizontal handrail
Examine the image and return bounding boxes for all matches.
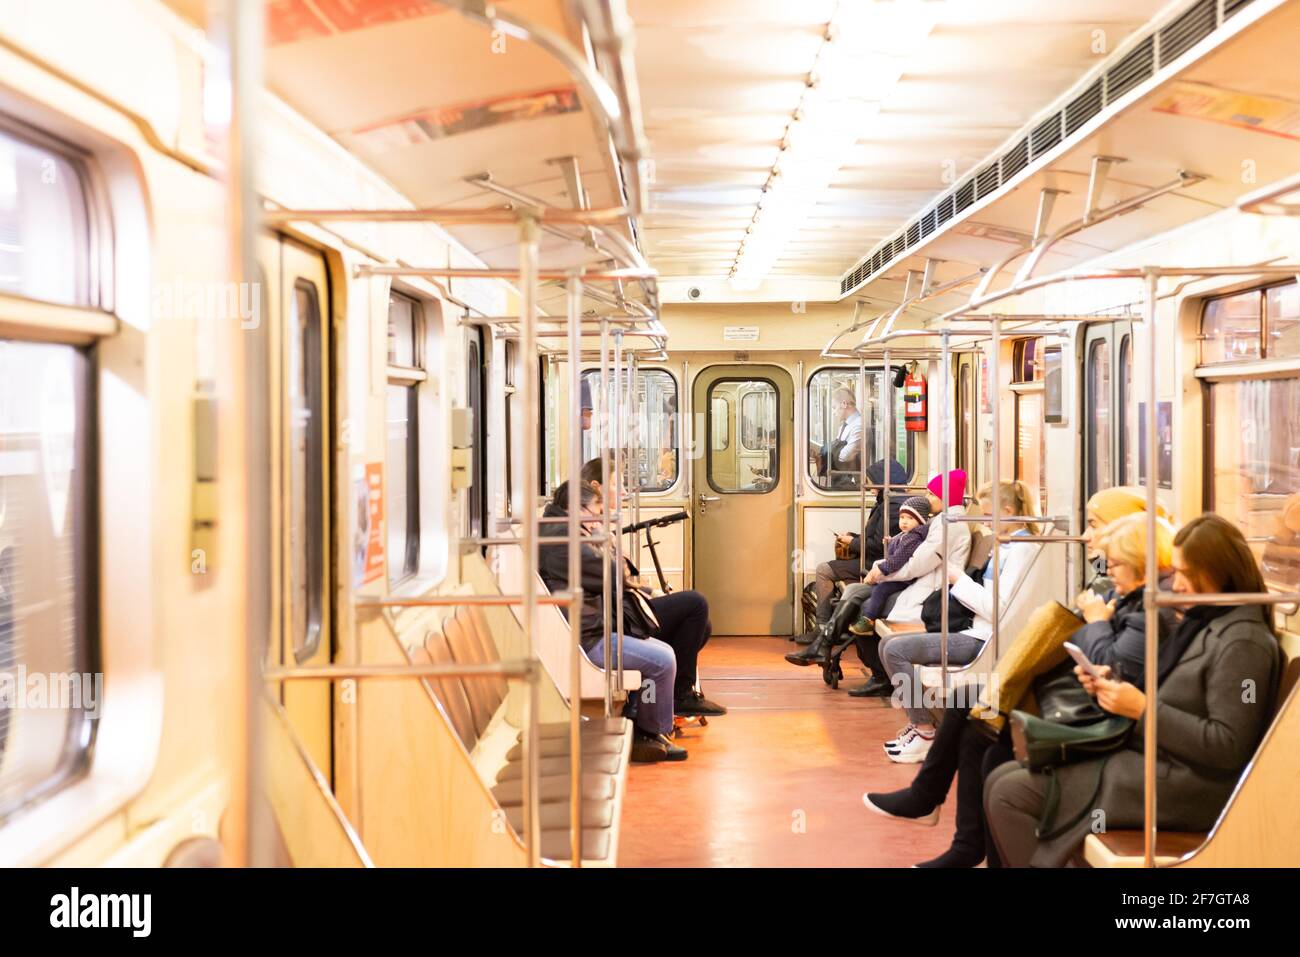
[356,593,575,608]
[264,661,538,681]
[1155,591,1300,608]
[997,534,1088,544]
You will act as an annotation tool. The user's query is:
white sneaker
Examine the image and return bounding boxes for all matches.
[887,731,934,764]
[883,724,917,751]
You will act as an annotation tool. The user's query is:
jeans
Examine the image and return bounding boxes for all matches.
[879,630,985,725]
[647,590,711,700]
[585,633,676,736]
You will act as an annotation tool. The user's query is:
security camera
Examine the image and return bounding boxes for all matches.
[687,286,702,300]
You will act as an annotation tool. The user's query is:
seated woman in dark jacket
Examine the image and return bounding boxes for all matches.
[985,513,1281,867]
[862,504,1174,867]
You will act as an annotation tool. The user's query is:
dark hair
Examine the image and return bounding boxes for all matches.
[552,480,600,515]
[580,458,604,485]
[1174,513,1276,636]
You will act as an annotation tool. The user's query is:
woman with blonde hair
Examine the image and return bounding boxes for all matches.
[1072,512,1176,686]
[876,480,1039,764]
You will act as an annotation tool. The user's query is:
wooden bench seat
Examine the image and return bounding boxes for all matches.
[1084,830,1207,867]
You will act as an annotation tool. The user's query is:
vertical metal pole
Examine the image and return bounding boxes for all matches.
[940,332,951,694]
[612,330,626,686]
[565,274,584,866]
[518,215,542,868]
[1142,270,1160,868]
[683,358,692,590]
[629,352,641,568]
[858,357,869,576]
[224,0,267,869]
[883,349,893,541]
[990,318,1002,660]
[599,319,613,716]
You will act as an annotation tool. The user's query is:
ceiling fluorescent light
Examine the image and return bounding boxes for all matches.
[731,0,940,284]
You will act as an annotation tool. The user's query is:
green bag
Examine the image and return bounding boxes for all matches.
[1009,709,1133,840]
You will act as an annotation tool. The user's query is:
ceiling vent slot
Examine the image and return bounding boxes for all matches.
[841,276,849,295]
[955,179,976,214]
[1065,79,1104,135]
[891,235,907,259]
[1224,0,1255,16]
[1030,113,1063,159]
[920,207,936,239]
[1159,0,1217,63]
[1001,137,1029,181]
[936,194,954,227]
[906,222,921,247]
[1105,35,1154,103]
[975,162,1000,199]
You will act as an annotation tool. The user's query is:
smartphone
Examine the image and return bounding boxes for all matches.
[1063,641,1100,679]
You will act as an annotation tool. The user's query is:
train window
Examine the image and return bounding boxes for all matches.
[1086,338,1112,499]
[711,396,730,451]
[709,378,777,494]
[1119,334,1137,485]
[0,340,94,823]
[289,281,324,661]
[465,332,487,541]
[806,368,911,492]
[1011,338,1046,512]
[1265,282,1300,358]
[0,128,92,307]
[503,340,516,516]
[1202,289,1262,363]
[579,368,678,492]
[386,293,422,585]
[1208,377,1300,588]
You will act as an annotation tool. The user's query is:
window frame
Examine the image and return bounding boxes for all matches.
[1199,279,1299,367]
[577,365,681,494]
[385,291,425,588]
[706,375,780,495]
[0,116,119,848]
[804,364,916,495]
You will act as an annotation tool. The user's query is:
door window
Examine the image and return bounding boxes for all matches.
[708,379,778,493]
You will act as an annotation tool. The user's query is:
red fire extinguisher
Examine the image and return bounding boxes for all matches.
[904,370,927,432]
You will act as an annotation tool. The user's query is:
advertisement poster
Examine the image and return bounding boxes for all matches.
[1137,401,1174,489]
[352,462,386,587]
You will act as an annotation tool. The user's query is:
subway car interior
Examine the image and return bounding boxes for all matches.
[2,0,1300,879]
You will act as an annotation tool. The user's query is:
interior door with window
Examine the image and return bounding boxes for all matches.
[692,366,793,635]
[265,237,334,781]
[1082,321,1134,500]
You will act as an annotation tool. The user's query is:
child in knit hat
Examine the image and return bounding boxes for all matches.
[848,496,931,635]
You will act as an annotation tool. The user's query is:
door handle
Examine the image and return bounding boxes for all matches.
[699,493,720,503]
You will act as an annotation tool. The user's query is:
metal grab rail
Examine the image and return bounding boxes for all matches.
[264,662,537,681]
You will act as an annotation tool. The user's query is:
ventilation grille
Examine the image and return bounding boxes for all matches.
[1065,79,1104,135]
[839,0,1253,297]
[975,162,1000,199]
[1159,0,1216,61]
[1001,138,1029,181]
[954,179,976,214]
[1030,113,1063,158]
[1106,35,1155,102]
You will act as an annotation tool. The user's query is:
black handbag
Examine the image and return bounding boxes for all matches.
[1009,660,1134,839]
[920,565,983,633]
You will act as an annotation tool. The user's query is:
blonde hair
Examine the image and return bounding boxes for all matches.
[1099,512,1174,581]
[977,480,1040,535]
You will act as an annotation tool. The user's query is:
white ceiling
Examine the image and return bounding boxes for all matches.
[629,0,1178,283]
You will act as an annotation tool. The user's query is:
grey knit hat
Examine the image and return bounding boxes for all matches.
[899,496,931,525]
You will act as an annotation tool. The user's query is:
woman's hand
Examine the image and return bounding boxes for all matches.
[865,566,882,584]
[835,532,854,546]
[1074,663,1112,698]
[1094,676,1145,719]
[947,567,962,585]
[1076,590,1116,623]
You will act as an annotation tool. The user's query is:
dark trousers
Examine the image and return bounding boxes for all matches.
[909,704,1015,860]
[861,579,909,621]
[648,590,710,700]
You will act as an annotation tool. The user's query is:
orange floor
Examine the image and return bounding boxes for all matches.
[618,636,958,867]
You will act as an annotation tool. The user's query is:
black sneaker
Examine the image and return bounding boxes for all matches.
[861,789,940,826]
[913,844,984,868]
[675,690,728,717]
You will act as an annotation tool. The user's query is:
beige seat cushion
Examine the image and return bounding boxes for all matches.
[495,753,622,781]
[505,799,616,832]
[491,772,616,806]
